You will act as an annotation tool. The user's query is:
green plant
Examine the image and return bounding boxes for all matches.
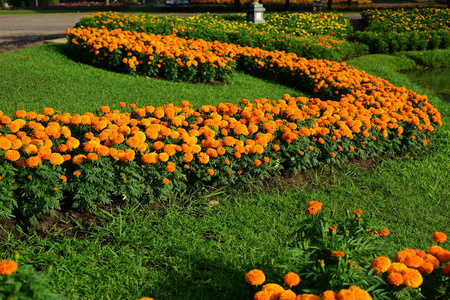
[0,252,65,300]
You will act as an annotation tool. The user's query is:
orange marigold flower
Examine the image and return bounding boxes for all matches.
[207,169,215,176]
[4,150,20,162]
[25,156,42,168]
[245,269,265,286]
[404,255,423,268]
[197,152,210,164]
[436,249,450,263]
[0,259,18,275]
[42,107,54,116]
[73,170,81,177]
[137,298,154,300]
[296,294,321,300]
[370,256,391,274]
[321,290,337,300]
[395,249,416,263]
[272,144,280,151]
[433,232,447,243]
[261,283,284,299]
[60,175,67,182]
[166,162,176,173]
[352,209,363,216]
[441,264,450,276]
[387,262,408,274]
[0,137,12,150]
[279,289,296,300]
[284,272,300,287]
[254,291,270,300]
[119,102,126,107]
[402,268,423,288]
[418,262,434,274]
[72,154,86,165]
[332,251,345,258]
[254,159,262,166]
[376,227,390,237]
[427,245,444,257]
[387,271,404,286]
[422,254,440,269]
[86,153,98,161]
[162,178,170,184]
[15,110,27,118]
[49,153,64,165]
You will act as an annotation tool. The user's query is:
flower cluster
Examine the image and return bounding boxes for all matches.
[369,232,449,296]
[246,204,449,299]
[349,8,450,53]
[245,269,373,300]
[73,12,365,61]
[66,28,235,83]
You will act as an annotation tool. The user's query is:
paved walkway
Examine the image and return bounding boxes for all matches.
[0,11,363,46]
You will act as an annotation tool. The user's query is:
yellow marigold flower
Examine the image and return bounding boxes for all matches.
[0,259,18,275]
[245,269,265,286]
[261,283,284,300]
[370,256,391,274]
[284,272,300,287]
[401,268,423,288]
[433,232,447,243]
[279,289,296,300]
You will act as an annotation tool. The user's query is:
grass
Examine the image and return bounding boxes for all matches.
[0,43,449,299]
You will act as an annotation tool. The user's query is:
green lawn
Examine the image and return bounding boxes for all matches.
[0,43,449,299]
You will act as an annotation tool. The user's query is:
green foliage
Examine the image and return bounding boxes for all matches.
[277,205,390,296]
[0,253,64,300]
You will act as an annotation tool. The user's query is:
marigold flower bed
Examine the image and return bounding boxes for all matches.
[0,33,443,221]
[73,12,365,61]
